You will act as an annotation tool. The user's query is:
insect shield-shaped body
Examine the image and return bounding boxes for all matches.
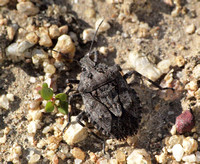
[78,53,141,139]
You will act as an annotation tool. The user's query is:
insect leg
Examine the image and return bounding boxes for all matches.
[62,93,82,133]
[66,79,80,84]
[76,111,106,153]
[124,70,174,91]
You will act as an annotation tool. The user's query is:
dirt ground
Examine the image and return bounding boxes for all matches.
[1,0,200,163]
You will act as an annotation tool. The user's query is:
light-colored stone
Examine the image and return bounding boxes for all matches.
[193,64,200,79]
[0,94,9,109]
[127,149,151,164]
[39,33,53,47]
[49,24,60,39]
[17,1,39,16]
[185,80,198,91]
[26,32,39,45]
[116,150,126,162]
[63,116,88,145]
[7,26,16,41]
[182,137,198,154]
[172,144,184,162]
[185,24,196,34]
[31,48,49,67]
[176,56,185,67]
[27,110,43,121]
[196,151,200,162]
[182,154,196,162]
[27,120,41,134]
[157,59,171,74]
[44,64,56,74]
[28,153,41,164]
[128,51,162,81]
[59,25,68,35]
[95,18,110,33]
[82,28,96,43]
[71,147,85,161]
[52,34,75,61]
[6,93,14,101]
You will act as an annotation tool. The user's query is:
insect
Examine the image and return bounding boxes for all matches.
[64,20,171,140]
[63,21,142,140]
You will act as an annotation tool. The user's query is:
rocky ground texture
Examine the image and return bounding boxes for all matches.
[1,0,200,163]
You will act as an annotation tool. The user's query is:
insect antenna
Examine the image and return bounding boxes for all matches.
[88,19,104,55]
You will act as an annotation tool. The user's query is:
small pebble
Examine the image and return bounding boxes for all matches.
[18,40,34,53]
[193,64,200,79]
[89,152,97,162]
[157,59,171,74]
[63,116,88,145]
[172,144,184,162]
[116,150,126,163]
[175,110,195,134]
[71,147,85,161]
[99,46,108,56]
[185,24,196,34]
[59,25,68,35]
[127,149,151,164]
[44,64,56,75]
[30,77,36,83]
[6,93,14,101]
[82,28,96,43]
[95,18,110,33]
[28,153,40,164]
[52,34,75,61]
[128,51,162,81]
[185,80,198,91]
[27,120,41,134]
[182,137,198,154]
[49,24,60,39]
[39,33,53,47]
[196,151,200,162]
[182,154,196,162]
[0,94,9,109]
[176,56,185,67]
[16,1,39,16]
[7,26,16,41]
[26,32,39,45]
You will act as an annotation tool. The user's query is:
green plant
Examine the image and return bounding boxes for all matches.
[38,83,68,114]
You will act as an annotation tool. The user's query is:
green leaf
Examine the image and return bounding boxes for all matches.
[45,101,54,112]
[41,83,53,100]
[55,93,67,101]
[58,101,68,115]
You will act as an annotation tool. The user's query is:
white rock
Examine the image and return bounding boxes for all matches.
[82,28,96,43]
[6,93,14,101]
[27,110,43,121]
[26,32,39,45]
[193,64,200,79]
[28,153,40,163]
[52,34,75,61]
[95,18,110,33]
[128,51,162,81]
[182,137,198,154]
[27,120,41,134]
[196,151,200,162]
[17,40,34,53]
[31,48,49,67]
[63,116,88,145]
[44,64,56,74]
[30,77,36,83]
[157,59,171,74]
[172,144,184,162]
[0,134,6,144]
[74,158,82,164]
[17,1,39,16]
[0,94,9,109]
[182,154,196,162]
[185,24,196,34]
[127,149,151,164]
[49,24,60,39]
